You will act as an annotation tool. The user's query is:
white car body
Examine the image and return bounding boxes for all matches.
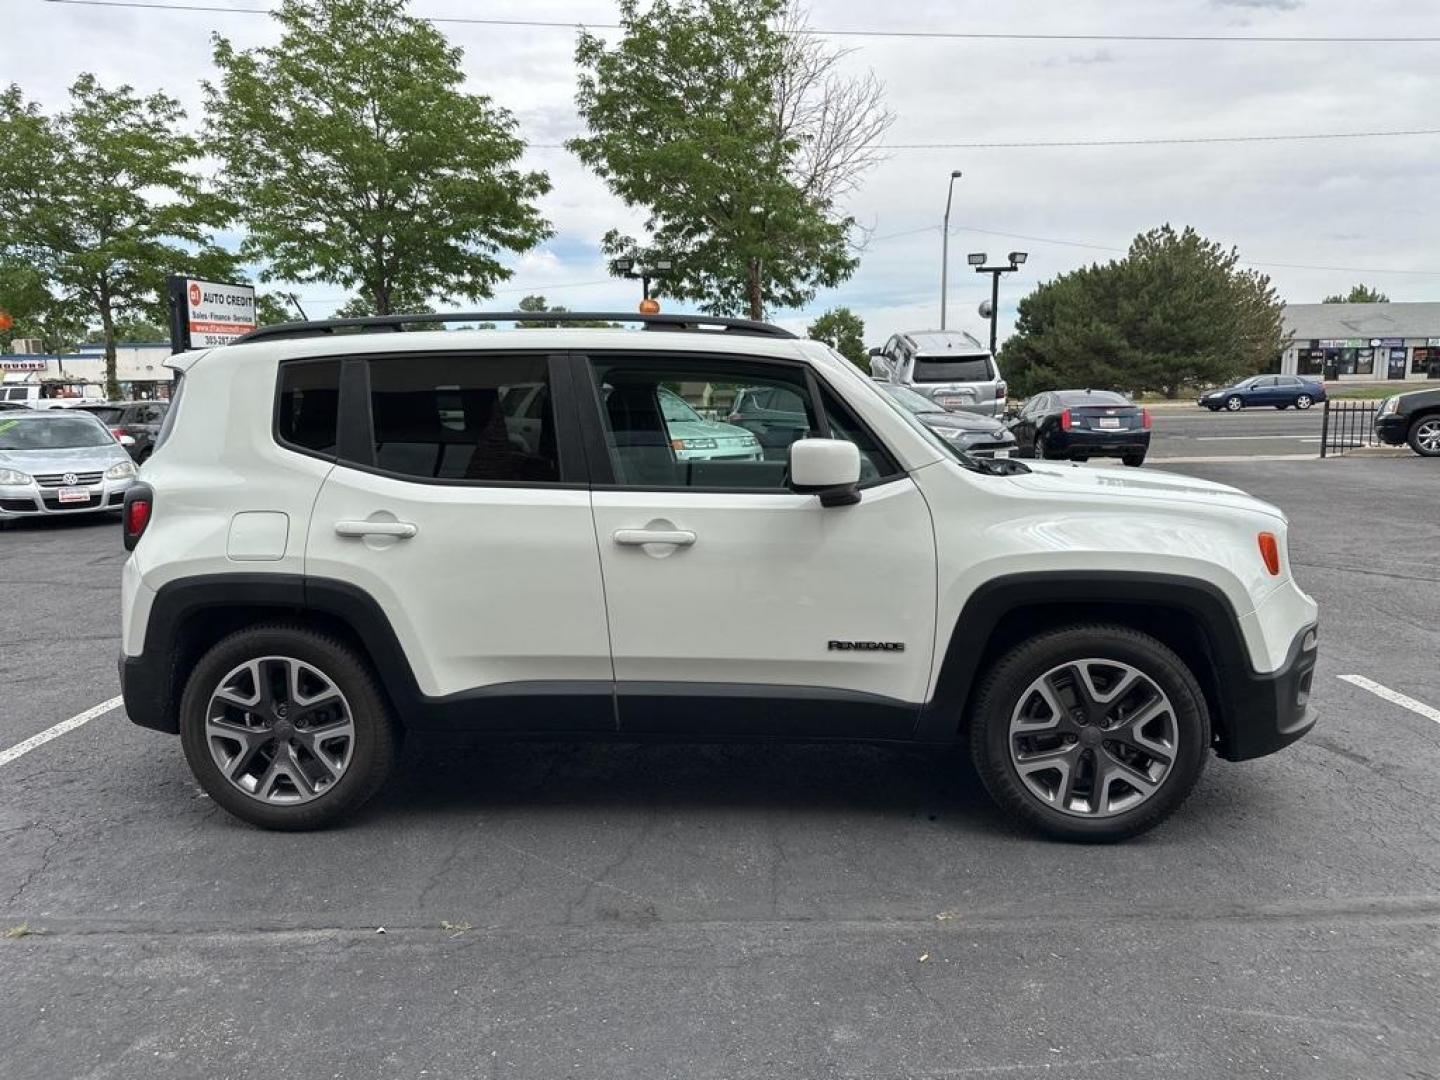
[118,316,1318,835]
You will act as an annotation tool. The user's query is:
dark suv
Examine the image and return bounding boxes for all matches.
[78,401,169,463]
[1376,388,1440,456]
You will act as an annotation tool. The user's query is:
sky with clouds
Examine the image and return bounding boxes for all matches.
[6,0,1440,345]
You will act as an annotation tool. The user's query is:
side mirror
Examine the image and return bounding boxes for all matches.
[789,438,861,507]
[867,346,883,358]
[118,434,136,448]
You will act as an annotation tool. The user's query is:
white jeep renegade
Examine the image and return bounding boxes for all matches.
[119,313,1318,841]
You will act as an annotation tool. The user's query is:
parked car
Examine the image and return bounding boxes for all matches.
[0,377,106,409]
[728,384,814,458]
[1375,387,1440,457]
[654,386,762,462]
[119,310,1316,841]
[1007,389,1151,466]
[1199,375,1325,412]
[78,401,169,463]
[880,384,1017,457]
[0,409,138,522]
[867,330,1006,416]
[0,401,31,411]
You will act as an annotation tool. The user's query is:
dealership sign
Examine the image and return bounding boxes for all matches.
[166,276,257,352]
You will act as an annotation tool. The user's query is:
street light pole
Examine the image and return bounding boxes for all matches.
[968,251,1028,356]
[940,170,962,330]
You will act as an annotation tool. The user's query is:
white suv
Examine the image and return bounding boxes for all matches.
[119,313,1318,840]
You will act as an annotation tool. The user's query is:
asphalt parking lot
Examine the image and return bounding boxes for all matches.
[2,445,1438,1079]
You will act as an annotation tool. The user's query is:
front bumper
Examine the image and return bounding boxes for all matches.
[1216,622,1318,762]
[1374,414,1409,446]
[0,477,133,519]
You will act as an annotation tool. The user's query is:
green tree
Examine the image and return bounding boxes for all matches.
[0,77,233,396]
[85,317,167,344]
[0,257,86,354]
[1001,225,1286,399]
[807,307,867,369]
[513,294,618,329]
[571,0,890,320]
[256,293,296,326]
[206,0,552,317]
[1323,283,1390,304]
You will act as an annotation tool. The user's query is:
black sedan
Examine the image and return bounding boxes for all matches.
[77,400,168,463]
[880,385,1018,457]
[1375,387,1440,457]
[1007,389,1151,466]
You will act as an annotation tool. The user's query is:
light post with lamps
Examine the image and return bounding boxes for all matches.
[939,170,962,329]
[968,251,1027,356]
[613,256,674,313]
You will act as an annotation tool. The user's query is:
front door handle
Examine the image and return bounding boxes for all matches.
[613,528,696,547]
[335,520,418,539]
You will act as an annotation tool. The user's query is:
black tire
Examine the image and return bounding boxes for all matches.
[1122,452,1145,467]
[1224,395,1243,412]
[1039,435,1061,460]
[179,624,398,830]
[1016,440,1036,460]
[137,447,152,464]
[1274,404,1288,410]
[1294,394,1313,410]
[969,624,1210,842]
[1408,414,1440,457]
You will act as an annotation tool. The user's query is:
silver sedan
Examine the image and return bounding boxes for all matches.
[0,410,139,522]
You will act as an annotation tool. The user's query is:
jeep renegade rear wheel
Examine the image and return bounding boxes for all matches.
[179,625,397,830]
[969,625,1209,842]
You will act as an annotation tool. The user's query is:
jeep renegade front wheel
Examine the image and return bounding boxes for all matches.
[179,625,398,830]
[970,625,1210,842]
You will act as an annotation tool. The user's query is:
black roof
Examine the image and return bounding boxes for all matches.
[233,311,797,345]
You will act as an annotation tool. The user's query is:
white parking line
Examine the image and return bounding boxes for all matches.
[0,696,124,768]
[1338,675,1440,727]
[1194,435,1320,442]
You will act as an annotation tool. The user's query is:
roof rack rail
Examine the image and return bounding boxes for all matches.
[232,311,797,345]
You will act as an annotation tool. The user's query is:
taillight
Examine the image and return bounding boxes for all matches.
[1258,532,1281,576]
[995,381,1007,400]
[1059,408,1072,431]
[1141,408,1152,430]
[111,427,128,439]
[123,484,152,551]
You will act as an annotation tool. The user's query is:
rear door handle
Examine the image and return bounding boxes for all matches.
[613,529,696,547]
[335,520,418,539]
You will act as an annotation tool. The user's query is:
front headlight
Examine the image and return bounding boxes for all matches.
[1378,396,1399,417]
[105,460,137,480]
[673,438,718,451]
[0,468,31,485]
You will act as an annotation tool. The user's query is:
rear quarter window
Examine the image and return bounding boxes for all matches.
[276,359,341,457]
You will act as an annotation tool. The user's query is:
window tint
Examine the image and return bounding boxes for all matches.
[591,361,805,489]
[816,387,899,484]
[366,355,558,483]
[912,355,994,383]
[277,359,340,455]
[1055,390,1128,406]
[81,406,125,423]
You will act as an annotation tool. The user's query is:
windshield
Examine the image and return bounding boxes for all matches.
[912,355,994,383]
[80,406,125,423]
[658,387,703,424]
[883,385,946,414]
[0,414,115,450]
[1055,391,1130,407]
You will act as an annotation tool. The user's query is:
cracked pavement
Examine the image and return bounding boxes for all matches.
[1,457,1438,1079]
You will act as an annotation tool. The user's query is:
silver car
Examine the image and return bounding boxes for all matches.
[868,329,1007,416]
[0,410,138,522]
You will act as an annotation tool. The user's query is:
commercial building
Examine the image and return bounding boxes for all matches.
[0,340,175,398]
[1279,302,1440,382]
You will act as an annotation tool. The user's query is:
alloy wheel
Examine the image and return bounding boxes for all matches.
[1295,395,1312,410]
[1225,396,1243,411]
[1008,658,1179,818]
[1414,418,1440,455]
[204,656,356,804]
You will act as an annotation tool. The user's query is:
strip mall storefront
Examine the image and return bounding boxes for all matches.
[1291,337,1440,382]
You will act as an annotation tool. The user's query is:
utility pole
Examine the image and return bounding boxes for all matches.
[940,171,962,329]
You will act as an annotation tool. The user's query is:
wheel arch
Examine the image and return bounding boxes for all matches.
[916,572,1254,753]
[125,573,418,734]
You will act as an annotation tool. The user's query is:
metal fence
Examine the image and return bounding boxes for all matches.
[1319,400,1380,458]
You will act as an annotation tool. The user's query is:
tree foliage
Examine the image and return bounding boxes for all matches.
[570,0,890,320]
[513,294,619,328]
[206,0,552,316]
[807,306,867,369]
[0,77,232,395]
[1000,225,1287,399]
[1322,283,1390,304]
[0,257,86,354]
